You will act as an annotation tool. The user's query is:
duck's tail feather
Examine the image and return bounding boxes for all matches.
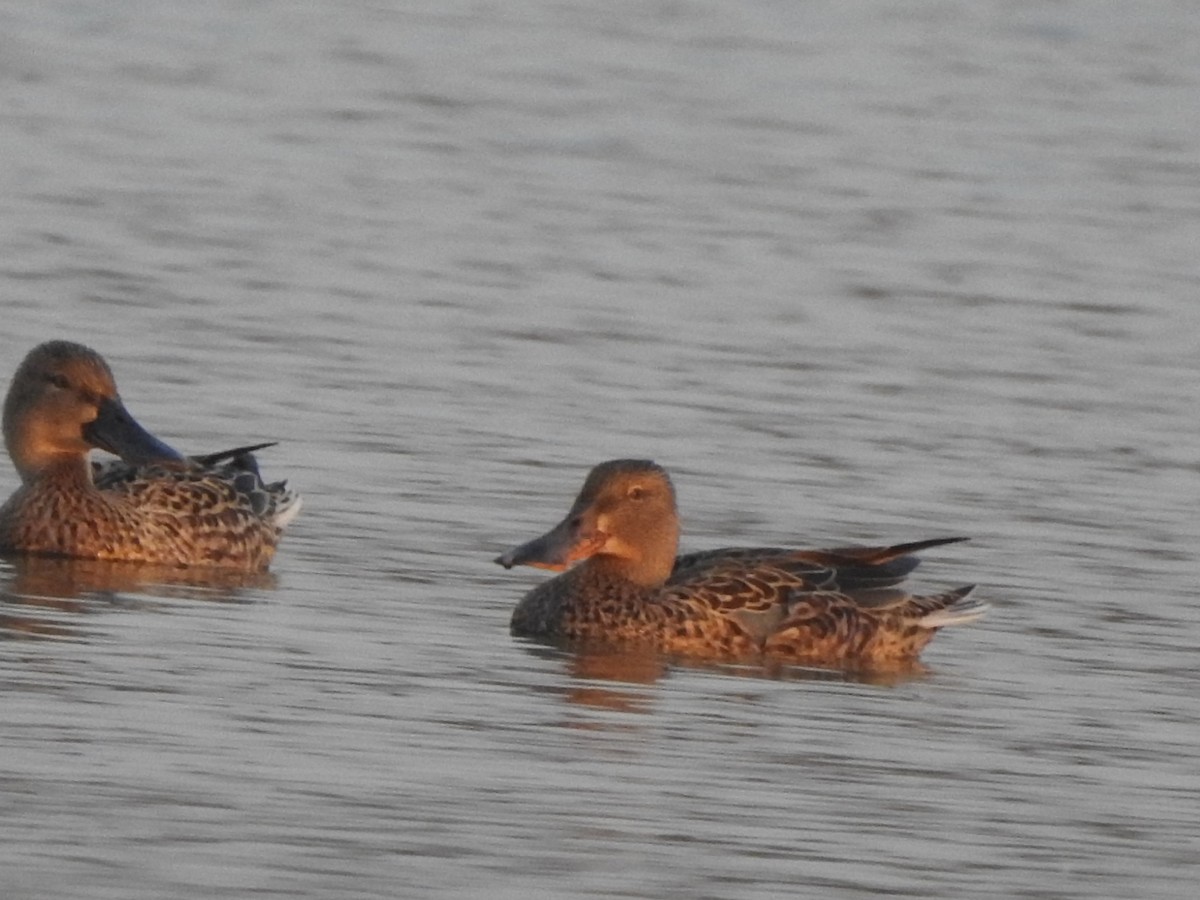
[191,442,279,469]
[916,585,988,629]
[270,486,303,529]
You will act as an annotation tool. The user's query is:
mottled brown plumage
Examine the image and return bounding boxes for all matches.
[496,459,985,671]
[0,341,299,570]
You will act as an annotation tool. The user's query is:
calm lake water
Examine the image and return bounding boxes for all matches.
[1,2,1198,898]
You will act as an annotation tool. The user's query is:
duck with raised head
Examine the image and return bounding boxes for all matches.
[0,340,300,570]
[496,459,985,671]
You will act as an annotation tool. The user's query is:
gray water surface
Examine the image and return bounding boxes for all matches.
[1,2,1198,898]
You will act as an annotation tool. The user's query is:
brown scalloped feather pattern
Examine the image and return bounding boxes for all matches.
[513,548,981,669]
[0,451,298,570]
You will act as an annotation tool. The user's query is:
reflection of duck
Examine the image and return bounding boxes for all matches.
[497,459,986,672]
[523,643,664,715]
[4,554,276,600]
[0,341,299,570]
[0,556,277,642]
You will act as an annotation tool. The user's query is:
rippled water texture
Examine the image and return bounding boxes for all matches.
[1,2,1197,898]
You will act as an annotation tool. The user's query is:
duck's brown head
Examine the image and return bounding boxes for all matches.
[3,340,181,482]
[495,459,681,587]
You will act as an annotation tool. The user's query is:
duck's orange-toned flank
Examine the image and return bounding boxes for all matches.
[0,340,299,570]
[496,459,985,671]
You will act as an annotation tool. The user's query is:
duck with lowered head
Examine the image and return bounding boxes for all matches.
[0,340,299,570]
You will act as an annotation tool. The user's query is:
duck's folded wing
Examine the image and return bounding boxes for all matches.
[671,537,967,590]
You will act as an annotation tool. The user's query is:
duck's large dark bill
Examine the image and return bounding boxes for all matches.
[83,397,184,465]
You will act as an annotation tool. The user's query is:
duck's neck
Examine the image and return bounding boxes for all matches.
[20,455,95,491]
[586,546,675,588]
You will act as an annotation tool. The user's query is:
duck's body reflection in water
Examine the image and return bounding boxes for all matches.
[525,641,669,716]
[519,636,929,719]
[0,555,276,641]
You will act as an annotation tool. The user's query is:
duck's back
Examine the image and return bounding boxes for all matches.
[0,448,298,569]
[94,450,299,569]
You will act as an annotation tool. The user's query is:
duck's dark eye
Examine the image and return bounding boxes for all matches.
[628,485,646,500]
[45,373,71,390]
